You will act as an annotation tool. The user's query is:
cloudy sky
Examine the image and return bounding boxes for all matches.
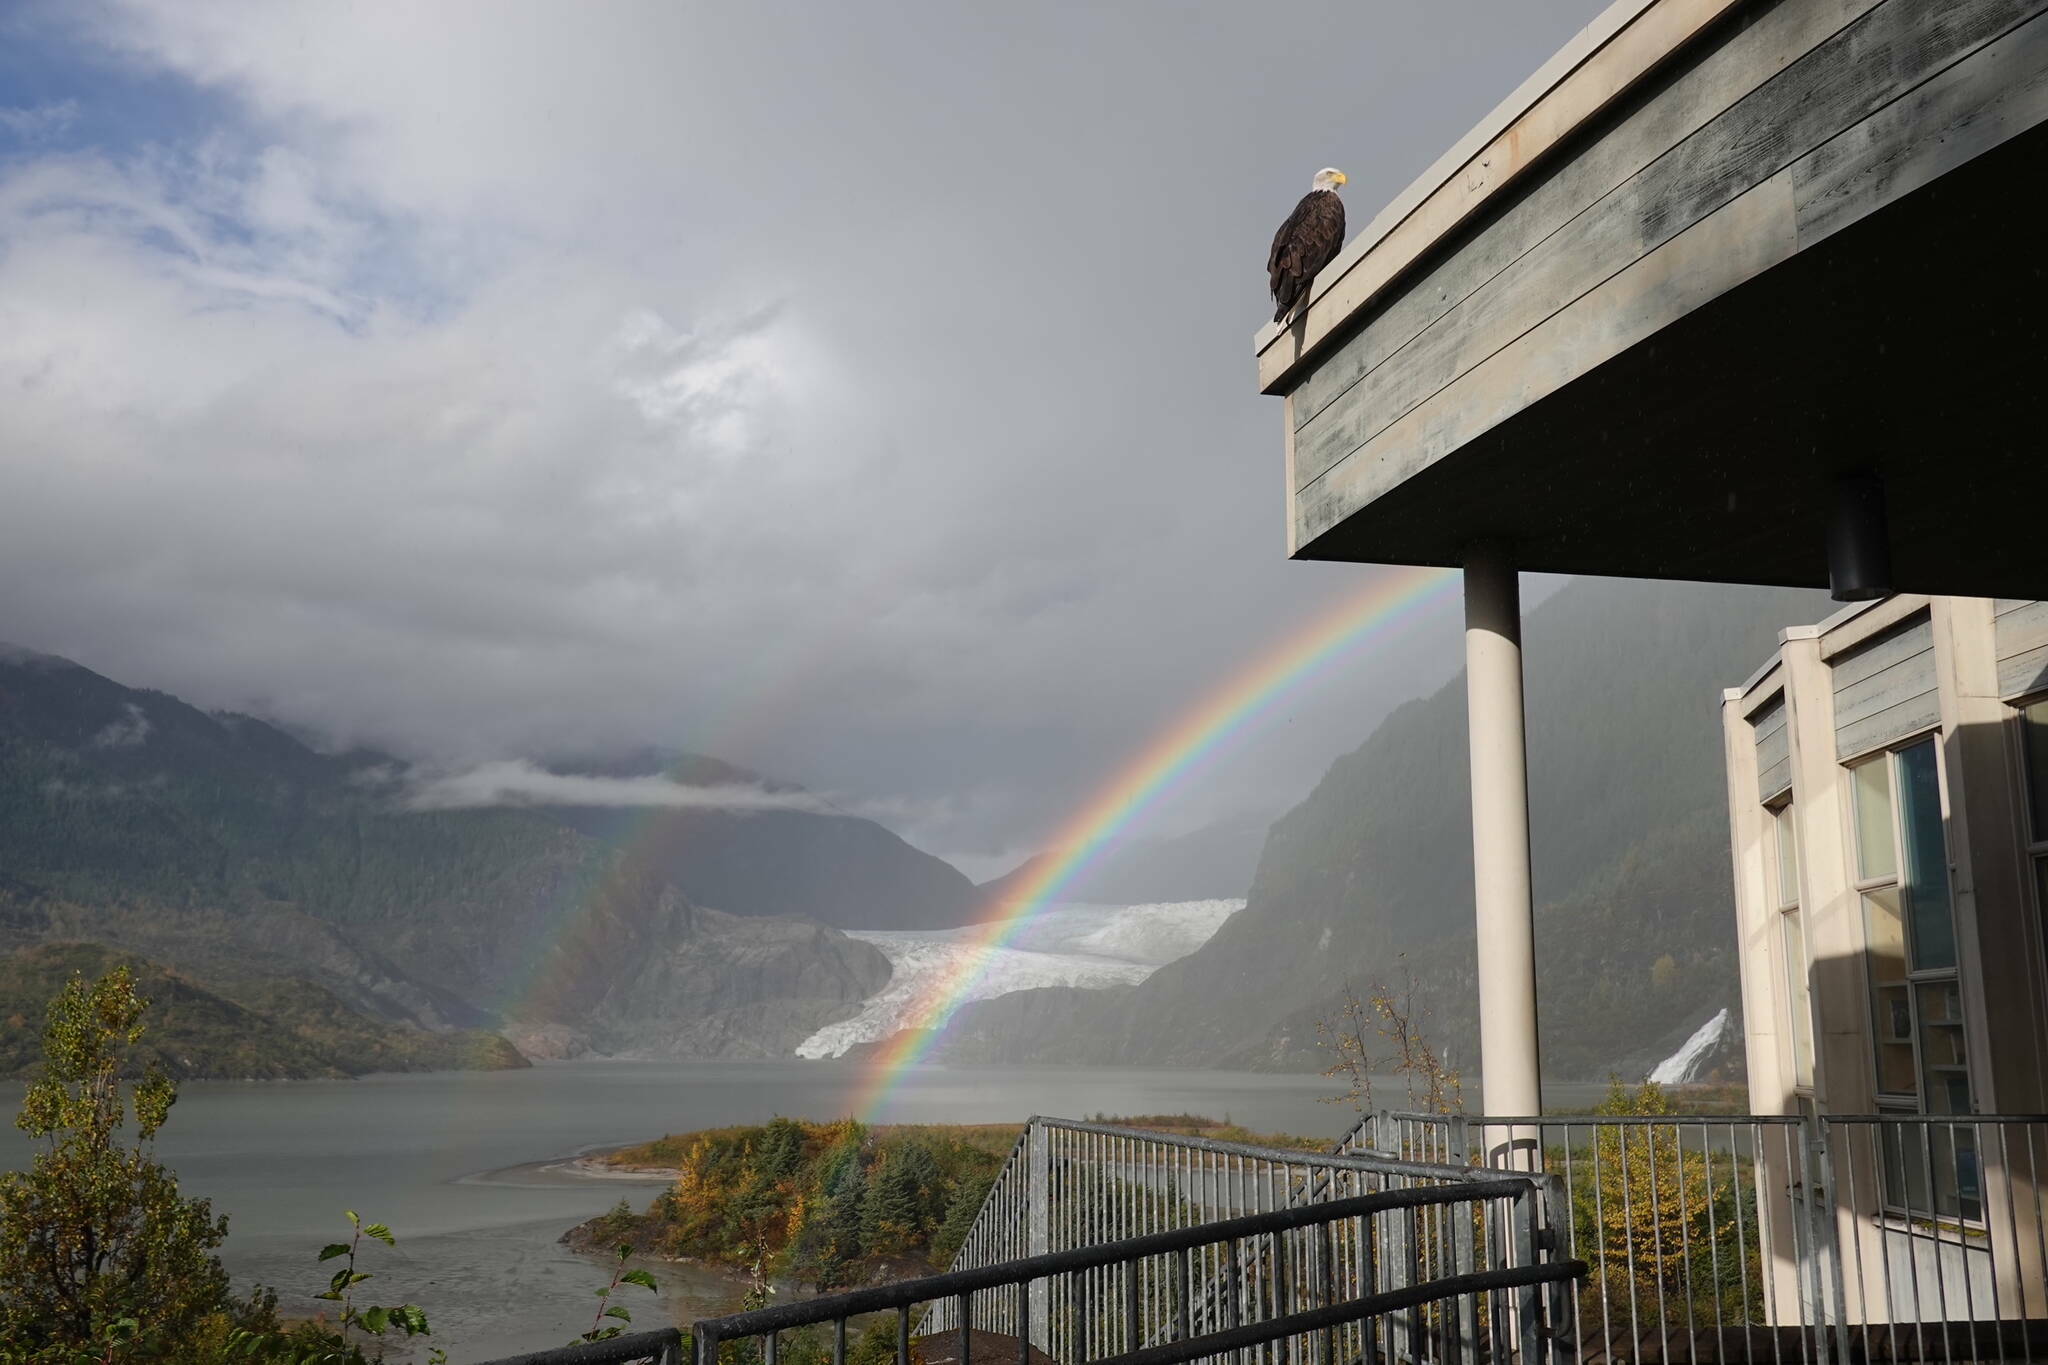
[0,1,1605,874]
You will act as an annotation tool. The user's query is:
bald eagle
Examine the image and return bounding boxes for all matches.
[1268,168,1347,324]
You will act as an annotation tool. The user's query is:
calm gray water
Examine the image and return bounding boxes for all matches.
[0,1060,1377,1361]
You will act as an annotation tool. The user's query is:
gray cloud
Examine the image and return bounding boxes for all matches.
[1,0,1603,867]
[400,761,840,814]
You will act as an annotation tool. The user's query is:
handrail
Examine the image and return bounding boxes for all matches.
[473,1327,682,1365]
[1093,1260,1588,1365]
[1040,1115,1488,1182]
[694,1178,1539,1344]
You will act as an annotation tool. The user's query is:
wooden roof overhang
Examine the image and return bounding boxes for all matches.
[1258,0,2048,600]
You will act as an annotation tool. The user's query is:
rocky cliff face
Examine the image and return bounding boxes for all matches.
[500,860,892,1058]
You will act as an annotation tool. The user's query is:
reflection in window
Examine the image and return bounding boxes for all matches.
[1899,742,1956,971]
[1849,737,1975,1220]
[1863,885,1915,1096]
[1854,758,1898,881]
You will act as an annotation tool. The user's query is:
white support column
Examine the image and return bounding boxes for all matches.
[1464,549,1543,1134]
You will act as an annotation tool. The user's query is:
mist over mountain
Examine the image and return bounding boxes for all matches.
[977,811,1274,907]
[918,578,1830,1082]
[0,644,973,1068]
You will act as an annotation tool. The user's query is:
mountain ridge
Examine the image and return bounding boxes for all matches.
[0,644,958,1066]
[916,578,1828,1081]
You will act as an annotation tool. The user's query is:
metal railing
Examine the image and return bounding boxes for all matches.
[924,1116,1573,1365]
[1352,1110,2048,1364]
[688,1179,1581,1365]
[474,1327,684,1365]
[470,1111,2048,1365]
[1821,1115,2048,1361]
[1357,1111,1816,1365]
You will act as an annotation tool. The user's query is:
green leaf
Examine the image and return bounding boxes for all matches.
[346,1209,360,1227]
[318,1242,352,1262]
[362,1306,391,1334]
[314,1289,342,1302]
[392,1304,431,1335]
[620,1268,658,1291]
[362,1222,395,1246]
[604,1304,633,1322]
[327,1267,354,1293]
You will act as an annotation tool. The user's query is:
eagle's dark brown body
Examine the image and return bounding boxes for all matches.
[1267,189,1346,323]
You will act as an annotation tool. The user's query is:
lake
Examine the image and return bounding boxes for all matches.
[0,1060,1392,1361]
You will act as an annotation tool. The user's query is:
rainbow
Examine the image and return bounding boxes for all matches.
[853,564,1458,1116]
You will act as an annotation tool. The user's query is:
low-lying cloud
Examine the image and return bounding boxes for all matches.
[400,761,840,814]
[90,702,152,749]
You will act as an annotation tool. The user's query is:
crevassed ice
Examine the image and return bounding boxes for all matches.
[795,899,1242,1059]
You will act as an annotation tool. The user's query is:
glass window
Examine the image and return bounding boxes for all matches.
[2021,699,2048,841]
[1897,739,1957,971]
[1774,804,1801,909]
[1915,980,1971,1114]
[1853,758,1897,881]
[1864,885,1916,1097]
[1852,738,1977,1220]
[1783,907,1814,1089]
[2038,856,2048,976]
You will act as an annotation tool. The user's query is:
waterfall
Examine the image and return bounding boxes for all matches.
[1646,1006,1731,1085]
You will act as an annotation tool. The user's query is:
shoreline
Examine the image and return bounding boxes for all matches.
[460,1143,678,1189]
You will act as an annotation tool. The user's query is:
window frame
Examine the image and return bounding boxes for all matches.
[1844,732,1971,1113]
[1845,730,1982,1222]
[2008,692,2048,1012]
[1766,798,1815,1094]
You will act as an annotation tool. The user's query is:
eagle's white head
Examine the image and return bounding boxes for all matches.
[1312,168,1349,193]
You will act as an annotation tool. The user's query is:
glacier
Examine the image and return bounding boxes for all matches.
[795,899,1242,1059]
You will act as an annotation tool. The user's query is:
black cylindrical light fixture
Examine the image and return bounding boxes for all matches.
[1827,472,1892,602]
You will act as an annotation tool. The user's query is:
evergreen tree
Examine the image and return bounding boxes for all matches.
[931,1173,992,1266]
[861,1141,941,1254]
[797,1156,867,1290]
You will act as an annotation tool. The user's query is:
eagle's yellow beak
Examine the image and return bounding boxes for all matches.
[1334,172,1349,185]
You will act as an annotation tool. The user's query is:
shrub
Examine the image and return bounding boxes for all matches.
[0,966,266,1361]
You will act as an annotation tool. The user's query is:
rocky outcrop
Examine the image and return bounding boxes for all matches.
[505,871,893,1059]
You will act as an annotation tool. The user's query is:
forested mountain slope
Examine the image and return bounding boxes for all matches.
[925,578,1828,1080]
[0,644,923,1062]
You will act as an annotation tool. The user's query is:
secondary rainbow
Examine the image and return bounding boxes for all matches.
[853,564,1459,1116]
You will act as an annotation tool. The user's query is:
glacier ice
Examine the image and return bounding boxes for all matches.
[794,899,1242,1059]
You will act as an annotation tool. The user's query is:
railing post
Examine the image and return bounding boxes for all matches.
[1027,1119,1051,1351]
[1538,1173,1571,1365]
[1809,1115,1850,1364]
[1514,1186,1542,1365]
